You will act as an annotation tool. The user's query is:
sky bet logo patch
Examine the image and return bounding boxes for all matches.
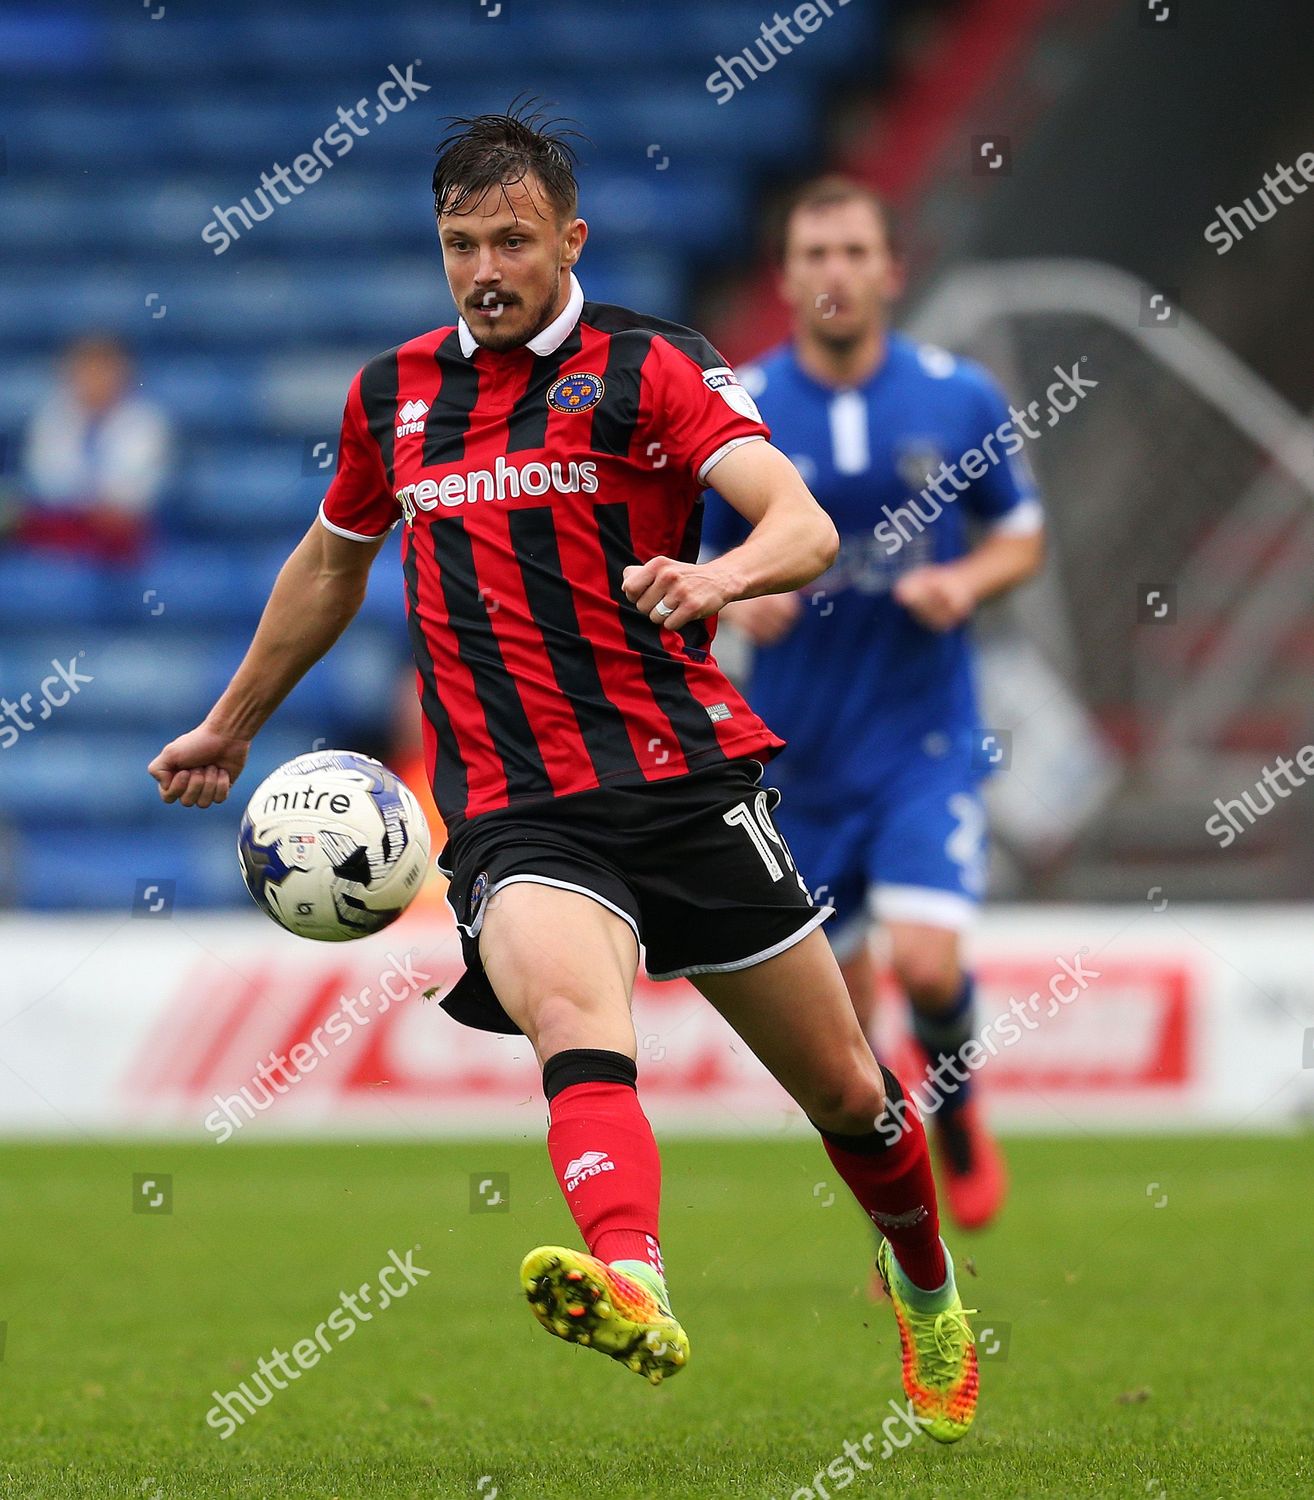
[547,372,605,413]
[702,366,762,423]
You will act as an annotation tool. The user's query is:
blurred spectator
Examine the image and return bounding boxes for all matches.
[13,335,171,563]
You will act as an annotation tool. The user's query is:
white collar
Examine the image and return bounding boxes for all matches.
[457,271,584,359]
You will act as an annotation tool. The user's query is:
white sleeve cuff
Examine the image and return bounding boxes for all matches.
[985,497,1045,537]
[318,499,394,542]
[697,433,766,486]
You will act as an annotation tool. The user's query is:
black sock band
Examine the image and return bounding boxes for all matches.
[542,1048,638,1102]
[813,1066,906,1156]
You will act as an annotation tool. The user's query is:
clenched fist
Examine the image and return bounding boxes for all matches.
[892,564,978,632]
[622,556,736,631]
[148,721,250,808]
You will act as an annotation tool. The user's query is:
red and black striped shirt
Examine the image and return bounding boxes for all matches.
[320,273,786,833]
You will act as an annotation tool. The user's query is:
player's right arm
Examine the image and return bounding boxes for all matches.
[622,437,835,633]
[621,334,835,635]
[150,366,395,808]
[700,442,814,647]
[148,519,387,807]
[696,436,838,601]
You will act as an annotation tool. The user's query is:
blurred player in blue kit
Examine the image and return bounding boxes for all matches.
[703,177,1045,1233]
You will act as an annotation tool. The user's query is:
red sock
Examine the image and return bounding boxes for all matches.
[546,1077,664,1276]
[819,1070,946,1292]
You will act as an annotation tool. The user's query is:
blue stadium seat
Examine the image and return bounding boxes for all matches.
[0,726,321,828]
[0,618,404,728]
[121,545,288,625]
[0,554,110,628]
[0,258,680,353]
[86,5,874,80]
[0,173,750,260]
[13,825,250,910]
[9,79,820,172]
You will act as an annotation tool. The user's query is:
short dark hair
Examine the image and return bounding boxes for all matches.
[431,98,585,224]
[773,175,899,262]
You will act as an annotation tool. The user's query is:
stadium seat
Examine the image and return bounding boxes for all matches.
[14,823,253,910]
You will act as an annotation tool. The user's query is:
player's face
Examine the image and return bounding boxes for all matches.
[438,174,585,352]
[779,201,903,347]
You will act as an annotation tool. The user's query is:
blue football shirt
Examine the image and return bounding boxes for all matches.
[702,333,1041,811]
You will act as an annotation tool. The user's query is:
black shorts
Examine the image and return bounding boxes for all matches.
[436,757,832,1034]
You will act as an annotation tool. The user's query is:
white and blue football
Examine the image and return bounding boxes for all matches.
[238,750,430,941]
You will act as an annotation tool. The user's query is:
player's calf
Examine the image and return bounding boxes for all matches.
[518,1045,682,1380]
[810,1064,978,1439]
[812,1064,947,1293]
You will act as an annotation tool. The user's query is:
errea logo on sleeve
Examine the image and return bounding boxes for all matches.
[396,399,429,437]
[703,366,762,423]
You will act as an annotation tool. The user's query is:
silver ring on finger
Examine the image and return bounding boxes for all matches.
[654,600,675,618]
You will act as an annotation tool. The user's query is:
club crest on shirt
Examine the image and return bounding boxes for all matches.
[894,438,945,492]
[547,372,605,413]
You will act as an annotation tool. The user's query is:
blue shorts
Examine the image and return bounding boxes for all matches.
[774,747,987,959]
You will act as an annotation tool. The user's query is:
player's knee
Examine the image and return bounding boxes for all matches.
[893,952,961,1010]
[529,990,594,1050]
[526,989,631,1060]
[804,1051,887,1135]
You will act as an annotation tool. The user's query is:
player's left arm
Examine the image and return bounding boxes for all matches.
[623,438,837,630]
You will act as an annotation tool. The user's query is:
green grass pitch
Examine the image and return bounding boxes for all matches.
[1,1133,1310,1498]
